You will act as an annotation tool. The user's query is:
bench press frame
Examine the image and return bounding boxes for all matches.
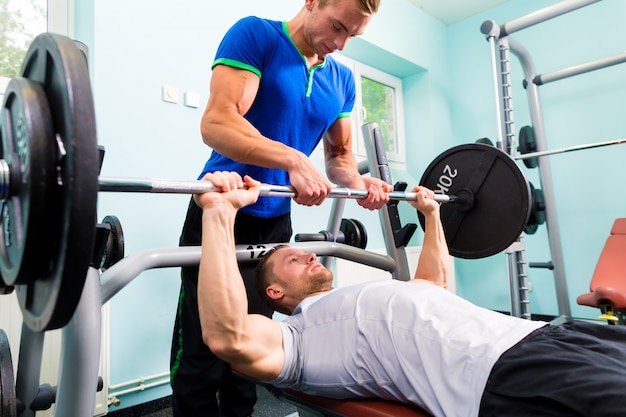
[13,241,426,416]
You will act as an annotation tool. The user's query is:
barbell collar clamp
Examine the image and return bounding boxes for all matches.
[0,159,21,202]
[0,159,9,200]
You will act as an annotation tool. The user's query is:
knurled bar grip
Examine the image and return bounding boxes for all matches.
[97,177,462,204]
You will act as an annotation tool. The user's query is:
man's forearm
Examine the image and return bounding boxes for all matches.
[414,210,450,288]
[197,203,250,353]
[201,113,301,172]
[324,146,360,186]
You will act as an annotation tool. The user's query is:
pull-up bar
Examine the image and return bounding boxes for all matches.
[532,51,626,85]
[481,0,601,38]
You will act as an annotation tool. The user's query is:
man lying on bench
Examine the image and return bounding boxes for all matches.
[196,171,626,417]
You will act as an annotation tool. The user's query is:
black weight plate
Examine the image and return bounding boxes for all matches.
[339,218,367,249]
[16,33,99,332]
[419,143,531,259]
[518,125,538,169]
[0,329,17,417]
[0,78,57,287]
[475,137,493,146]
[101,215,125,270]
[533,188,546,225]
[524,182,546,235]
[524,223,538,235]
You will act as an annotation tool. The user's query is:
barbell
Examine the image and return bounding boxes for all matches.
[102,140,529,262]
[295,218,369,249]
[0,33,532,332]
[482,126,626,169]
[100,138,529,260]
[97,176,462,203]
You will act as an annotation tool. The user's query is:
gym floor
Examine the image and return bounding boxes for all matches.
[107,386,300,417]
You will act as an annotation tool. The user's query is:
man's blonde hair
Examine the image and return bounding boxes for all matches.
[318,0,381,14]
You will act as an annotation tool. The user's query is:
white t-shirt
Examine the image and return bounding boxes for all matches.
[269,280,546,417]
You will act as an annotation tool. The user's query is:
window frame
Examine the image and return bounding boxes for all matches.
[48,0,74,38]
[334,53,407,166]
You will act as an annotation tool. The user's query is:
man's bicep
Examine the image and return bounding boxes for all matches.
[208,65,261,115]
[324,117,353,151]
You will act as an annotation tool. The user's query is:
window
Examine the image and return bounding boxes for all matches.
[334,54,406,165]
[0,0,72,94]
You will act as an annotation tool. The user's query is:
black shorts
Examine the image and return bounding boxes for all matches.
[479,320,626,417]
[170,197,292,416]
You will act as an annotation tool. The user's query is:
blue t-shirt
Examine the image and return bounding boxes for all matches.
[200,17,356,218]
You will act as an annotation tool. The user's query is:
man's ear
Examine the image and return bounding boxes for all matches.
[266,285,283,301]
[305,0,316,12]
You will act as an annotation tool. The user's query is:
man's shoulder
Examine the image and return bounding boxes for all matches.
[233,16,281,31]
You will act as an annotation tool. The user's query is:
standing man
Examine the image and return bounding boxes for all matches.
[170,1,389,416]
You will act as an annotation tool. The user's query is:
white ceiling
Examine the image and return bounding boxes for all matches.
[408,0,512,25]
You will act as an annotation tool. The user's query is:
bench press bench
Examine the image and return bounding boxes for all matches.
[235,371,433,417]
[230,316,434,417]
[277,388,433,417]
[577,218,626,324]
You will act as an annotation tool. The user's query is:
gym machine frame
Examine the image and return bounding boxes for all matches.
[37,120,428,415]
[10,132,408,415]
[10,122,414,415]
[480,0,626,319]
[13,242,399,417]
[308,122,418,282]
[0,31,534,415]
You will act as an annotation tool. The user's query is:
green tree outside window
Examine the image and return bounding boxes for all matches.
[361,76,398,155]
[0,0,46,78]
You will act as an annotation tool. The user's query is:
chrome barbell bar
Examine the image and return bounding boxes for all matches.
[98,177,463,203]
[514,137,626,160]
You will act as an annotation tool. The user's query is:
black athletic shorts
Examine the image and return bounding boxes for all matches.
[479,320,626,417]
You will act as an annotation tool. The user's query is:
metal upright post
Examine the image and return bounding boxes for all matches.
[482,22,531,318]
[55,267,102,416]
[361,122,412,281]
[509,38,571,317]
[479,0,601,319]
[481,22,516,152]
[15,324,45,417]
[321,198,347,269]
[507,239,531,319]
[320,161,369,270]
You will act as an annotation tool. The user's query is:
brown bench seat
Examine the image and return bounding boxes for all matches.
[577,218,626,323]
[281,389,433,417]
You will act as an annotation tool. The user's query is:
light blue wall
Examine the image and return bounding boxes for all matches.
[446,0,626,318]
[75,0,452,410]
[70,0,626,410]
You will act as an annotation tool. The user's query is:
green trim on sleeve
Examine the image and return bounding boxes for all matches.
[337,112,351,119]
[212,58,262,79]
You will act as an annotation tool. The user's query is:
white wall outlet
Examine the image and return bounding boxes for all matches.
[162,85,179,104]
[184,91,201,108]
